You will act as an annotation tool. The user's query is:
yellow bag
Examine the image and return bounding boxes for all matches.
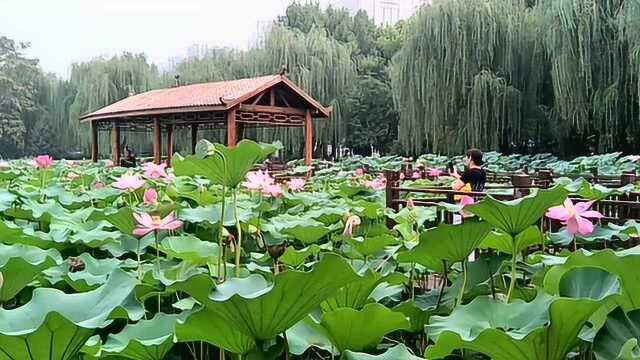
[454,183,472,201]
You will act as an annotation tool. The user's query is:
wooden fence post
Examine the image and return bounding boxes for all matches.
[385,170,400,228]
[511,174,532,198]
[537,169,553,189]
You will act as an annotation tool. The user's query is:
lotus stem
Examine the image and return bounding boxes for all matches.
[218,185,227,283]
[154,229,161,313]
[233,190,242,278]
[457,259,467,306]
[487,256,496,300]
[283,331,290,360]
[409,262,415,300]
[136,239,142,282]
[435,260,447,309]
[506,242,517,303]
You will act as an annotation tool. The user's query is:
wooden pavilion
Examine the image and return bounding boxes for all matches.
[80,74,332,166]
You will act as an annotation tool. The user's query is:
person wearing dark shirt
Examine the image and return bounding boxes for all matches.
[450,148,487,193]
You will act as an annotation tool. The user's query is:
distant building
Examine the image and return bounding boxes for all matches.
[336,0,431,25]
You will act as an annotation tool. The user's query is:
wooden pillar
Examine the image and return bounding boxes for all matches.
[227,109,237,148]
[111,122,121,165]
[153,119,161,164]
[304,109,313,166]
[91,121,98,162]
[166,124,174,167]
[191,124,198,154]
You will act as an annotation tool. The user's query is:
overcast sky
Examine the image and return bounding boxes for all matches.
[0,0,332,77]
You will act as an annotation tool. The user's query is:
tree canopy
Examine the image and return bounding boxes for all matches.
[2,0,640,158]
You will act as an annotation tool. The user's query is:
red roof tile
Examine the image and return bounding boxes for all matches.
[81,75,283,120]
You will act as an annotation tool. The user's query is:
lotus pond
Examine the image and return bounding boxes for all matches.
[1,141,640,360]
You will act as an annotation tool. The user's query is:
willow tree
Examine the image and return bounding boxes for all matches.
[67,53,161,154]
[540,0,638,153]
[391,0,544,155]
[258,25,356,154]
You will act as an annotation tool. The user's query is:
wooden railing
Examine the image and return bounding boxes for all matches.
[384,170,640,227]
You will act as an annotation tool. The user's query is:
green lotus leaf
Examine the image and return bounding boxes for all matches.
[0,189,16,212]
[563,178,634,200]
[386,206,437,227]
[159,235,219,265]
[543,247,640,310]
[0,220,60,249]
[286,314,336,356]
[173,139,279,188]
[43,253,137,292]
[347,234,399,259]
[397,221,493,266]
[393,300,432,333]
[320,268,386,312]
[176,306,256,355]
[338,184,371,198]
[0,243,62,302]
[102,207,136,235]
[166,177,217,205]
[0,269,143,360]
[179,254,358,341]
[426,267,620,360]
[594,307,640,360]
[341,344,423,360]
[279,245,321,267]
[465,186,567,235]
[305,207,347,226]
[265,214,331,244]
[49,220,121,248]
[321,303,410,352]
[480,225,543,254]
[549,226,625,246]
[350,200,386,219]
[85,313,186,360]
[179,203,253,227]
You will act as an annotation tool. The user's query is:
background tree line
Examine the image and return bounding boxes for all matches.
[1,0,640,159]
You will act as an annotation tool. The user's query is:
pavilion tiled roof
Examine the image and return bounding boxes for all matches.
[80,74,330,121]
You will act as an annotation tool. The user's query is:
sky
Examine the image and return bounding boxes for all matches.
[0,0,333,77]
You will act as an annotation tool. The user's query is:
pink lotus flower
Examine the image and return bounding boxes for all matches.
[143,162,168,180]
[133,211,183,237]
[343,215,361,237]
[67,172,80,181]
[112,174,145,192]
[0,160,10,170]
[34,155,53,169]
[94,182,105,189]
[262,183,283,197]
[399,172,406,180]
[355,168,365,177]
[412,171,421,179]
[428,168,443,178]
[546,198,604,235]
[364,176,386,191]
[458,196,475,218]
[104,160,115,168]
[143,188,158,205]
[287,178,305,192]
[243,170,274,191]
[163,173,175,184]
[459,196,475,208]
